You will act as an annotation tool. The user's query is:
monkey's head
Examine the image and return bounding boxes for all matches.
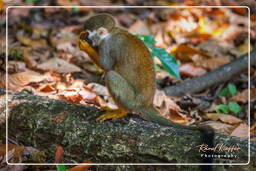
[80,13,115,47]
[84,13,116,32]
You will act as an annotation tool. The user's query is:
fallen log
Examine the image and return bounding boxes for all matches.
[164,50,256,96]
[0,90,255,170]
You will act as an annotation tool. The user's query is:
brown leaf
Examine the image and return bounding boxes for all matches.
[230,123,249,138]
[59,90,83,104]
[57,0,80,6]
[68,161,92,171]
[204,121,235,134]
[172,44,212,62]
[252,13,256,22]
[0,144,25,163]
[224,2,248,16]
[153,90,186,122]
[16,32,48,49]
[79,89,97,102]
[54,145,64,163]
[180,63,207,77]
[87,83,117,109]
[250,122,256,133]
[195,57,230,70]
[0,1,4,13]
[58,87,97,104]
[229,89,256,103]
[37,83,56,92]
[206,113,242,125]
[128,20,150,35]
[7,61,27,73]
[5,71,45,91]
[37,57,81,73]
[50,30,78,47]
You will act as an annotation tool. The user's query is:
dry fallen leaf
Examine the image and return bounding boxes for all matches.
[37,83,56,93]
[87,83,117,109]
[37,57,81,73]
[58,90,83,104]
[0,1,4,13]
[16,32,48,49]
[5,71,45,91]
[50,30,78,47]
[57,0,80,8]
[229,88,256,103]
[180,63,207,77]
[204,121,235,134]
[206,113,242,125]
[172,44,212,62]
[153,90,186,122]
[196,16,228,37]
[68,160,92,171]
[128,20,151,35]
[250,122,256,133]
[252,13,256,22]
[0,144,25,163]
[195,57,230,70]
[230,123,249,138]
[54,145,64,163]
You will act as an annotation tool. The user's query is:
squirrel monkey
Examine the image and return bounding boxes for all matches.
[79,13,214,165]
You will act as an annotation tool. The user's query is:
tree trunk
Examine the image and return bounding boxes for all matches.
[0,90,254,171]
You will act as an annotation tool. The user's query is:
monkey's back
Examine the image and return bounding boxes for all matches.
[112,29,156,106]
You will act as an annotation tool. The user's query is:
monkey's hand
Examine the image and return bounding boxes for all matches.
[79,31,100,65]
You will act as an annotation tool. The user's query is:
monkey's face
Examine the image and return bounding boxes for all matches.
[79,31,99,58]
[80,27,109,47]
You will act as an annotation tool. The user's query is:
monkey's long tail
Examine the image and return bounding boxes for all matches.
[139,106,214,170]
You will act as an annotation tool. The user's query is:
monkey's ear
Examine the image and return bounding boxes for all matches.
[84,13,116,32]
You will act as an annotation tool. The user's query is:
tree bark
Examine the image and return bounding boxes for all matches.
[0,90,254,171]
[164,50,256,96]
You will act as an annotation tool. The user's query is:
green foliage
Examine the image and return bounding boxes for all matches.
[137,35,156,48]
[72,8,79,13]
[25,0,38,3]
[137,34,181,79]
[57,165,67,171]
[215,104,229,114]
[228,102,241,114]
[220,83,237,97]
[215,102,241,115]
[216,83,241,114]
[10,49,23,60]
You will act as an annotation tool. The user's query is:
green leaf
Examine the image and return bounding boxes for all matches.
[137,34,156,48]
[228,84,237,96]
[219,87,229,97]
[154,63,163,72]
[152,47,181,79]
[215,104,229,114]
[57,165,67,171]
[10,49,23,60]
[137,34,180,79]
[72,8,79,13]
[228,102,241,114]
[219,83,237,97]
[25,0,38,3]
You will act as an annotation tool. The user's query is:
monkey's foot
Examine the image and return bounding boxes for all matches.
[96,108,129,123]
